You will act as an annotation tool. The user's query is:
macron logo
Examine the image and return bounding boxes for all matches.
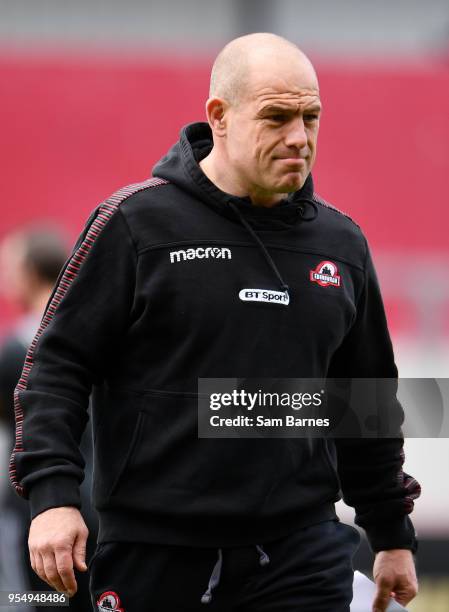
[169,247,232,263]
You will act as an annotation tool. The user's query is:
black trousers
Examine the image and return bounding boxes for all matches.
[89,519,360,612]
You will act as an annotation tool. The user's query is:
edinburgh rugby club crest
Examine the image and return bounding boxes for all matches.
[96,591,125,612]
[310,261,341,287]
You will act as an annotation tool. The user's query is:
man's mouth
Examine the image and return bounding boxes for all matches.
[277,157,306,166]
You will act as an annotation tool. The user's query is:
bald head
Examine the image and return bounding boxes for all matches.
[209,33,317,106]
[201,33,321,206]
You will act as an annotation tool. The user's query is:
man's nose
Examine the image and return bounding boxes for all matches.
[285,118,308,149]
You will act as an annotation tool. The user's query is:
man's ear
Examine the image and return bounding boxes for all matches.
[205,97,228,137]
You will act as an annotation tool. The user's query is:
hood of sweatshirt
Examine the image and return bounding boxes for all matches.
[152,122,318,231]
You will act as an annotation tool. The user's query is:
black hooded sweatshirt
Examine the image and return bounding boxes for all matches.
[9,122,420,552]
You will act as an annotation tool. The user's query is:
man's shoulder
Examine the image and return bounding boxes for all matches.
[107,176,171,210]
[73,177,171,254]
[311,192,367,266]
[95,175,195,251]
[312,192,361,230]
[82,177,170,227]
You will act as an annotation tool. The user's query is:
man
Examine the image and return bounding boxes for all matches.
[10,33,420,611]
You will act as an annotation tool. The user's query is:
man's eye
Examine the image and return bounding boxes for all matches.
[304,114,319,122]
[269,114,288,122]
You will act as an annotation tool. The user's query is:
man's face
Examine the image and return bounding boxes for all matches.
[223,60,321,199]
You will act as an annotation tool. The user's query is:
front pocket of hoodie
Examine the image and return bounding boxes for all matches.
[104,391,301,515]
[105,390,340,517]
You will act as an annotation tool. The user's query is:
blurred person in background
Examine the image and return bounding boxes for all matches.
[0,225,97,612]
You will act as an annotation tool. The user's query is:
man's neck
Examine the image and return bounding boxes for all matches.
[199,151,285,208]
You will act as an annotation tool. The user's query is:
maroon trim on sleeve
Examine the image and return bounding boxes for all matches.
[9,177,168,497]
[398,448,422,514]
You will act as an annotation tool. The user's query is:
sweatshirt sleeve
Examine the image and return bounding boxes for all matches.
[327,237,421,553]
[9,202,137,519]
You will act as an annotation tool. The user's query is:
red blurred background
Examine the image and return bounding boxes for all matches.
[1,50,448,336]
